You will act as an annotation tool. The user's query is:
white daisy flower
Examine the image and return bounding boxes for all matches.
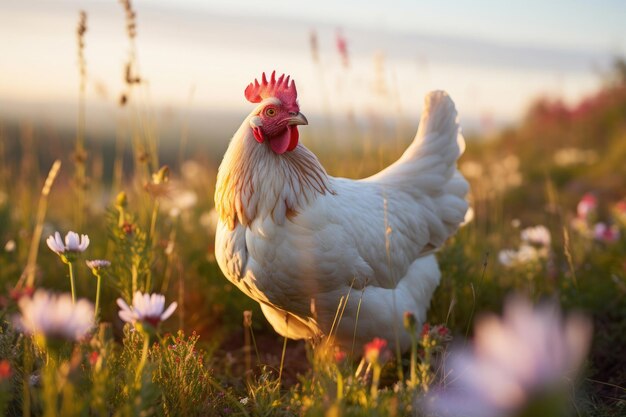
[16,290,94,341]
[497,249,519,267]
[85,259,111,271]
[424,296,591,417]
[46,231,90,255]
[520,225,551,247]
[117,291,177,328]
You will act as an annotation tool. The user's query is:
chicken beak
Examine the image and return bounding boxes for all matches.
[288,112,308,126]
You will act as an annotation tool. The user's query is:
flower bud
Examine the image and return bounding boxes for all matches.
[403,311,417,333]
[115,191,127,208]
[152,165,170,185]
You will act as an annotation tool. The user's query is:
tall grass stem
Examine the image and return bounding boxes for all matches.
[21,160,61,288]
[68,262,77,304]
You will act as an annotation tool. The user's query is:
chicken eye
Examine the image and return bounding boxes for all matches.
[265,107,276,117]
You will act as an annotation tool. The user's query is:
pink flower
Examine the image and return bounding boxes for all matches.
[576,193,597,219]
[336,30,349,67]
[593,223,620,243]
[424,296,591,417]
[88,351,99,366]
[16,290,94,341]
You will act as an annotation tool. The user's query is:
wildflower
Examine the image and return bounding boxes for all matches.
[117,291,177,329]
[46,231,90,260]
[593,223,620,243]
[47,231,89,303]
[336,30,349,67]
[615,200,626,227]
[243,310,253,327]
[16,290,94,342]
[161,186,198,218]
[520,225,551,247]
[86,259,110,321]
[436,325,450,338]
[421,323,452,344]
[86,259,111,273]
[115,191,128,208]
[240,397,249,405]
[145,165,171,198]
[577,193,597,219]
[499,225,551,268]
[364,337,387,364]
[553,148,598,166]
[425,296,591,417]
[0,360,11,380]
[10,286,35,302]
[121,221,134,235]
[498,245,543,267]
[498,249,518,267]
[364,337,387,400]
[4,239,15,252]
[334,348,347,363]
[152,165,170,185]
[404,311,417,333]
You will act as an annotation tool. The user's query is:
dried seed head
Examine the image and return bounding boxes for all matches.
[243,310,252,327]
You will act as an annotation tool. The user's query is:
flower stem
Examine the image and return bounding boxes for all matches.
[94,273,102,322]
[410,333,418,388]
[135,332,150,386]
[43,351,58,417]
[371,363,381,401]
[149,200,159,246]
[68,262,76,304]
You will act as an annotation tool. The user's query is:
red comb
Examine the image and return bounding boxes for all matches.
[244,71,297,105]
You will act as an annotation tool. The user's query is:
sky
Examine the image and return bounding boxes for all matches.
[1,0,624,139]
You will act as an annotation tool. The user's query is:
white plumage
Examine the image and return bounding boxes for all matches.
[215,84,468,352]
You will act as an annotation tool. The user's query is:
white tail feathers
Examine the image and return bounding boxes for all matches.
[368,90,469,244]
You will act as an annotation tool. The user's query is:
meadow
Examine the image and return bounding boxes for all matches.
[1,6,626,417]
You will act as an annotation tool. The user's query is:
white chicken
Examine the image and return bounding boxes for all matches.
[215,72,468,351]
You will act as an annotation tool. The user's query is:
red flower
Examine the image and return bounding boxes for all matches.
[334,349,347,363]
[88,351,99,366]
[437,325,450,337]
[10,286,35,302]
[121,221,135,235]
[0,360,12,380]
[364,337,387,363]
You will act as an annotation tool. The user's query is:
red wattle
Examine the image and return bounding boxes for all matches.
[269,129,292,154]
[287,126,299,151]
